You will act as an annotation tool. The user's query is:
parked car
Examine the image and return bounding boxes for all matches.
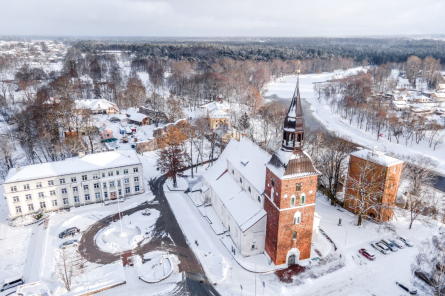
[396,282,417,295]
[397,236,414,247]
[390,238,405,249]
[371,241,390,254]
[359,248,376,261]
[381,239,398,252]
[59,227,80,239]
[1,275,24,292]
[60,239,78,249]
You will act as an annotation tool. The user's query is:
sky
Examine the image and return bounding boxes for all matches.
[1,0,445,37]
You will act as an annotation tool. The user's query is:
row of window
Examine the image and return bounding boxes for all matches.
[232,169,262,204]
[14,186,141,213]
[10,168,140,192]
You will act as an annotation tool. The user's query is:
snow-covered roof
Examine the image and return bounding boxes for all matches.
[129,112,148,122]
[16,281,51,296]
[432,93,445,98]
[267,149,319,179]
[126,107,139,115]
[4,150,140,184]
[350,148,403,168]
[202,139,240,185]
[75,99,118,111]
[209,109,230,119]
[391,100,409,107]
[226,137,271,193]
[225,191,267,232]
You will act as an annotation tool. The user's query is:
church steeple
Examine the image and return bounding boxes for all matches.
[282,70,305,152]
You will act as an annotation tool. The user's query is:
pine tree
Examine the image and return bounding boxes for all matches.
[239,112,250,134]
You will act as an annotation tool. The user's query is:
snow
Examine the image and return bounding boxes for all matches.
[351,148,404,167]
[139,252,175,283]
[5,150,140,184]
[74,99,119,112]
[225,191,266,232]
[129,112,148,123]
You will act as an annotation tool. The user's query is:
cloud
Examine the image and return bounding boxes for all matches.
[0,0,444,36]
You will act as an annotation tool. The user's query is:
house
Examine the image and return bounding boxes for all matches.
[129,113,150,126]
[203,102,231,130]
[437,84,445,91]
[202,76,321,267]
[412,95,430,103]
[75,99,120,115]
[391,100,409,111]
[344,148,403,223]
[102,127,114,140]
[430,93,445,102]
[138,106,169,124]
[3,150,144,218]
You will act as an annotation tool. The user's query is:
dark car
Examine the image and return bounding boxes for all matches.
[359,248,376,261]
[59,227,80,239]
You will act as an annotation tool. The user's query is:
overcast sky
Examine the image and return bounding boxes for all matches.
[1,0,445,37]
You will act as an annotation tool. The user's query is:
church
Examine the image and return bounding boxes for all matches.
[201,75,321,267]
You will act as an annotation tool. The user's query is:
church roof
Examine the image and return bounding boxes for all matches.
[283,76,304,133]
[267,148,319,180]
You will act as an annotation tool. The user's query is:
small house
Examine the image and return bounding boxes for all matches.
[102,127,114,140]
[430,93,445,102]
[391,100,409,111]
[129,113,150,126]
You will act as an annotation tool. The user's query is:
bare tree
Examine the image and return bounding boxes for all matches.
[406,55,422,88]
[55,248,89,292]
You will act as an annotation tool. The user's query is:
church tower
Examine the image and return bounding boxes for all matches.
[264,72,319,266]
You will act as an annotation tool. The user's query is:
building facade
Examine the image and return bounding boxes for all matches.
[344,148,403,223]
[3,150,144,218]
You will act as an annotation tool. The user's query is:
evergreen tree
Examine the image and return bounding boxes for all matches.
[239,112,250,133]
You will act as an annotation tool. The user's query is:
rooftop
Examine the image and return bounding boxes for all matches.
[350,148,404,167]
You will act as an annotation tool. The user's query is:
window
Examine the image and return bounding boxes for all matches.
[40,202,46,209]
[296,183,302,191]
[52,200,58,206]
[116,170,120,175]
[82,175,87,181]
[104,192,108,198]
[36,182,42,188]
[125,187,130,194]
[232,170,234,174]
[94,183,99,189]
[38,192,44,198]
[74,196,79,203]
[124,178,129,184]
[50,190,56,196]
[83,185,89,191]
[26,194,32,200]
[48,180,54,186]
[63,198,69,205]
[258,196,261,203]
[271,178,275,187]
[61,188,67,194]
[124,169,128,174]
[11,186,17,192]
[291,195,296,207]
[294,212,302,224]
[117,180,121,186]
[60,178,65,184]
[110,181,115,187]
[73,186,78,192]
[135,185,140,192]
[13,196,19,202]
[85,194,90,201]
[300,194,306,205]
[28,204,34,211]
[71,177,77,183]
[95,192,101,199]
[271,188,274,200]
[248,186,251,193]
[16,206,22,213]
[23,184,29,190]
[102,173,105,178]
[93,174,99,180]
[394,167,397,173]
[103,182,107,189]
[391,182,394,189]
[133,167,138,173]
[292,231,297,240]
[108,171,113,177]
[118,189,122,196]
[239,178,242,183]
[134,177,139,182]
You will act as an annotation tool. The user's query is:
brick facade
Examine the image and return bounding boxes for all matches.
[264,168,318,265]
[345,155,403,223]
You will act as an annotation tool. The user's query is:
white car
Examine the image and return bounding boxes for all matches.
[390,238,405,249]
[60,239,78,249]
[381,239,398,252]
[371,241,390,254]
[397,236,414,247]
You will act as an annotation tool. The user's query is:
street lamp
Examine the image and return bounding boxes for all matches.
[117,195,123,236]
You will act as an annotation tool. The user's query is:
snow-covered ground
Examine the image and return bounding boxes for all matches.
[265,68,445,175]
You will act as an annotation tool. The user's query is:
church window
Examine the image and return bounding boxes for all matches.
[296,183,302,191]
[248,186,251,193]
[271,178,275,187]
[258,196,261,203]
[291,195,296,207]
[271,188,274,199]
[239,178,242,183]
[292,231,297,240]
[232,169,234,174]
[294,212,301,224]
[300,194,306,205]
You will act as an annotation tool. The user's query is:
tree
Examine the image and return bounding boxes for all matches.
[401,186,440,229]
[156,125,189,187]
[166,95,185,122]
[238,112,250,135]
[402,155,437,197]
[406,55,422,88]
[55,248,89,292]
[412,234,445,295]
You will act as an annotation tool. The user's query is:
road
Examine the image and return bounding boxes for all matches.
[78,176,220,296]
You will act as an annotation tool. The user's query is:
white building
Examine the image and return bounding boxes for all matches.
[3,150,144,218]
[75,99,120,114]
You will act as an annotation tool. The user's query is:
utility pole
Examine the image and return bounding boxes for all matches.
[254,261,257,296]
[117,195,123,235]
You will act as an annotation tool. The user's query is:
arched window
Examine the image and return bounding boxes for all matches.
[294,212,301,224]
[300,193,306,205]
[248,186,251,193]
[291,195,296,207]
[292,231,297,240]
[258,196,261,203]
[240,178,242,183]
[271,178,275,187]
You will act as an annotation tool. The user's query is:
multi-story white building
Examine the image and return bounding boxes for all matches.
[3,150,144,218]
